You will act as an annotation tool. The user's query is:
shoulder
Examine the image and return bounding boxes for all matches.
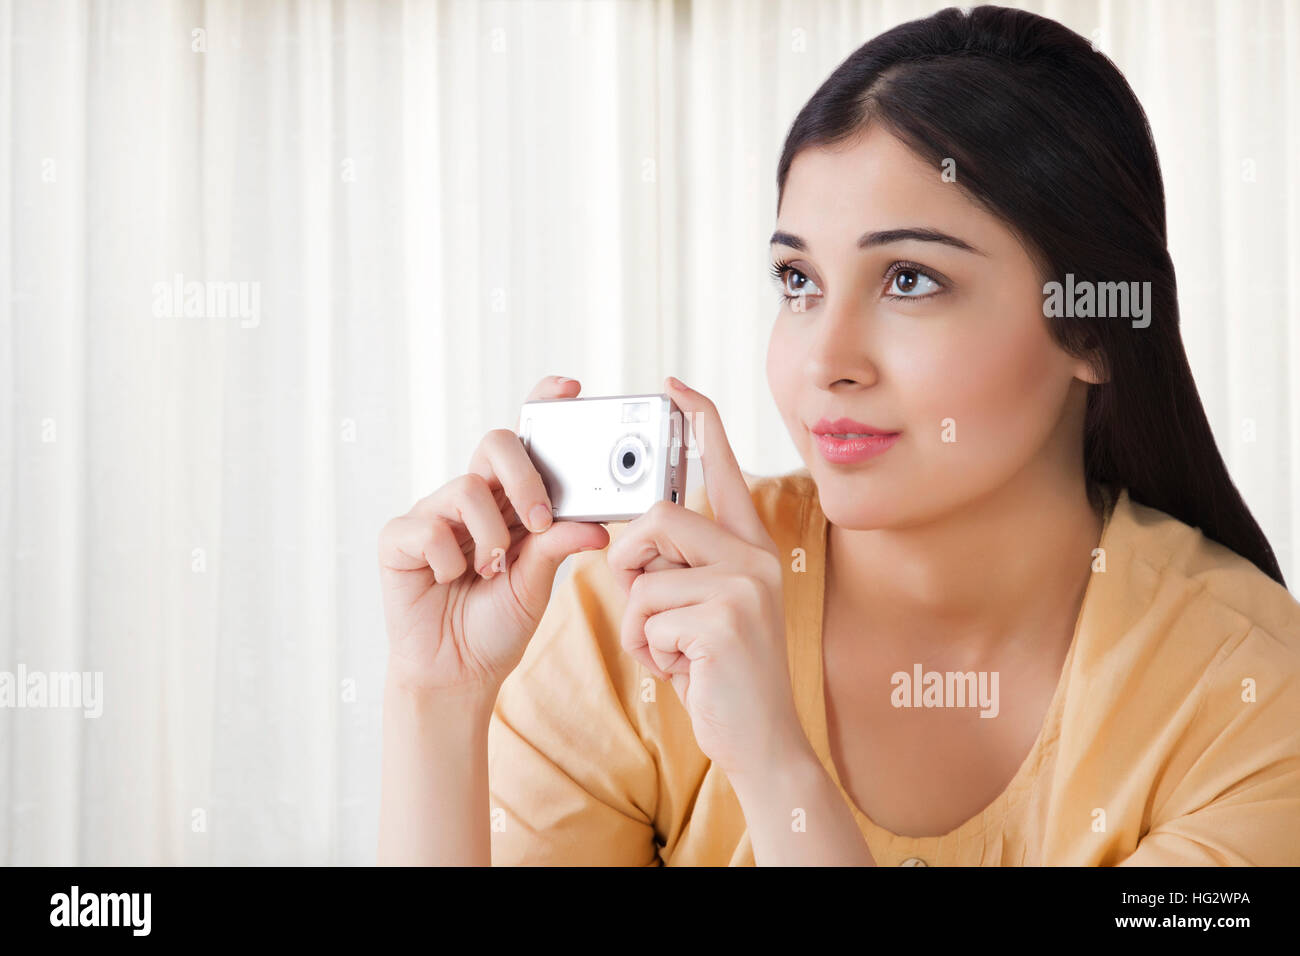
[1058,489,1300,832]
[1067,487,1300,780]
[1099,487,1300,665]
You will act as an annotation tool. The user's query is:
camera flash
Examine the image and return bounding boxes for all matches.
[622,401,650,423]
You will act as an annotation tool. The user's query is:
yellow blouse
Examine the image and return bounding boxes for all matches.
[487,468,1300,865]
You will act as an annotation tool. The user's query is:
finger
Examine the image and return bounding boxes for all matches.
[642,553,687,573]
[524,374,582,403]
[466,428,555,534]
[615,548,685,680]
[669,670,691,709]
[606,499,753,593]
[410,473,513,576]
[643,603,710,677]
[484,518,536,576]
[378,513,469,583]
[461,374,580,532]
[621,565,721,679]
[663,377,769,549]
[623,636,670,683]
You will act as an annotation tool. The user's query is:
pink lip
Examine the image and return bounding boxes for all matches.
[811,417,896,436]
[809,417,901,465]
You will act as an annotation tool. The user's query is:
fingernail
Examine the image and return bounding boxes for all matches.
[528,504,553,532]
[666,376,686,391]
[556,376,575,384]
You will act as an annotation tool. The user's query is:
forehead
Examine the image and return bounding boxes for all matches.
[778,123,994,249]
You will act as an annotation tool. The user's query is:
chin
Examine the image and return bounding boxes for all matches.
[808,464,901,531]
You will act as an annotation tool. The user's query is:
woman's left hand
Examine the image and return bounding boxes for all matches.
[606,377,814,781]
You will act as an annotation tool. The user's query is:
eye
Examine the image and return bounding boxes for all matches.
[769,258,822,306]
[883,261,945,300]
[768,256,948,309]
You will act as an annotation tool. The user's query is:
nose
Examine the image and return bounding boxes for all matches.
[804,296,881,390]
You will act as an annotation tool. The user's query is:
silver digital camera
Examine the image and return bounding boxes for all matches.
[518,393,689,522]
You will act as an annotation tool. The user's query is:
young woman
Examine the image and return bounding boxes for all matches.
[377,5,1300,866]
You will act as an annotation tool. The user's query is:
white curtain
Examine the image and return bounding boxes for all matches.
[1,0,1296,865]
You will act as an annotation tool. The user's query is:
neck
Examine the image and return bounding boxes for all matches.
[826,460,1105,661]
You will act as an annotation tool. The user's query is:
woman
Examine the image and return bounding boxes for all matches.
[377,5,1300,865]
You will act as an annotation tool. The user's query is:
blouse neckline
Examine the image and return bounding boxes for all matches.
[789,480,1124,853]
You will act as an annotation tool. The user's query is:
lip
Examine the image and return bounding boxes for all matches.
[811,417,897,437]
[809,417,902,465]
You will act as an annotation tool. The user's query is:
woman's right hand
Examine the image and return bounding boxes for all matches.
[378,375,611,696]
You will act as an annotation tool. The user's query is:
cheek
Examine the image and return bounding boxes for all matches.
[766,317,800,418]
[904,312,1070,458]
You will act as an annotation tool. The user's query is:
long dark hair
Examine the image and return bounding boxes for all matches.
[776,4,1287,588]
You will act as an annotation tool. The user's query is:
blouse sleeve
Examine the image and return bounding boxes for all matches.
[487,548,663,866]
[1114,623,1300,866]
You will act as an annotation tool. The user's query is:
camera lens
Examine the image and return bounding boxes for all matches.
[611,434,650,486]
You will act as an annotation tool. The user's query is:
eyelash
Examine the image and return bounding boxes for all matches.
[768,258,946,307]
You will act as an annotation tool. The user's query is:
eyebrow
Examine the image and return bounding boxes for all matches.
[769,227,986,256]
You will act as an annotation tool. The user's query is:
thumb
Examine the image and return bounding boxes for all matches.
[509,519,611,613]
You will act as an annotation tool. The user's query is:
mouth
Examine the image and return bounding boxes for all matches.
[809,417,902,464]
